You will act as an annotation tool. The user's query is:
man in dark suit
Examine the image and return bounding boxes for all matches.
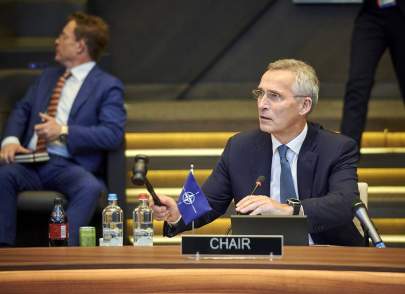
[341,0,405,147]
[0,12,126,246]
[153,59,363,246]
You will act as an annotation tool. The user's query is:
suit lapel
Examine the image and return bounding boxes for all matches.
[69,65,99,119]
[252,131,272,196]
[297,123,319,200]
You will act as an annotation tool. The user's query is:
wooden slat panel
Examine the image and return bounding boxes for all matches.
[126,168,405,187]
[362,131,405,148]
[125,131,405,149]
[126,218,230,236]
[374,218,405,234]
[358,168,405,186]
[126,132,234,149]
[126,218,405,238]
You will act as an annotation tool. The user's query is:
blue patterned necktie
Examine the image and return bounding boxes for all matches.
[278,144,296,203]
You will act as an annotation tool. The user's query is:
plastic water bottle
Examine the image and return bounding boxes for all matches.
[102,193,123,246]
[133,193,153,246]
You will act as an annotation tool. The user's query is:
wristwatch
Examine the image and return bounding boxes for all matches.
[59,125,69,144]
[287,198,301,215]
[163,220,180,237]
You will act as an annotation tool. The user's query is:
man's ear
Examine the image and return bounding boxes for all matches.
[77,39,87,55]
[299,97,312,115]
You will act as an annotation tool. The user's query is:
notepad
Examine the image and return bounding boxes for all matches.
[14,152,50,163]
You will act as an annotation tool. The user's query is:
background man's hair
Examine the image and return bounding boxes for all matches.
[68,12,109,61]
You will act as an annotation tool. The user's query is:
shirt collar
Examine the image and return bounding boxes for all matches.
[69,61,96,82]
[271,123,308,155]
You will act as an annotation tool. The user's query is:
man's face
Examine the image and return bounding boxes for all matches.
[54,20,82,66]
[257,69,309,138]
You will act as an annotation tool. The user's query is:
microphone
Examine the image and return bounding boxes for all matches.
[353,200,386,248]
[131,154,163,206]
[250,175,266,195]
[234,176,266,217]
[227,176,267,234]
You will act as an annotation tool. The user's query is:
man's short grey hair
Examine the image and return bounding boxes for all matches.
[267,59,319,112]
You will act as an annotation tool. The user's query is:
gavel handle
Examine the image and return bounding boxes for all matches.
[144,177,163,206]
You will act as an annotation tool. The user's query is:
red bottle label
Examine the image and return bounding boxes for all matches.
[49,223,69,240]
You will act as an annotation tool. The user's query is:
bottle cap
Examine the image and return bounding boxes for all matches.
[138,193,149,200]
[108,193,118,201]
[54,197,63,205]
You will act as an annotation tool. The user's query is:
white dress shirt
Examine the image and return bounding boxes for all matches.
[270,123,308,202]
[1,61,96,158]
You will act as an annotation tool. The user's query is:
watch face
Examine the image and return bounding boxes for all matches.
[287,198,300,205]
[287,198,301,215]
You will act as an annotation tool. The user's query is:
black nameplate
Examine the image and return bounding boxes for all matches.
[181,235,283,256]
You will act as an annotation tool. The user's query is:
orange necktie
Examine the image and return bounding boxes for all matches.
[35,71,71,153]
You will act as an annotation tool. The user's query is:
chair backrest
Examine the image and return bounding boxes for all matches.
[0,70,40,138]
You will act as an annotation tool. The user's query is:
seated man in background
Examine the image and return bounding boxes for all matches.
[0,12,126,246]
[153,59,363,246]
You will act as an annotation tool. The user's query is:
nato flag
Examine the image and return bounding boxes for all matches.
[177,171,212,225]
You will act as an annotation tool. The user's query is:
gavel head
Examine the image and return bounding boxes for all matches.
[131,154,149,186]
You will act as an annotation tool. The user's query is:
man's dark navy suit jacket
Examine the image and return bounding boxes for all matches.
[167,122,363,246]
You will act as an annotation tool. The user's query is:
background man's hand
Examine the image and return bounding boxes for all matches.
[34,112,62,142]
[236,195,293,215]
[151,194,181,223]
[0,143,32,164]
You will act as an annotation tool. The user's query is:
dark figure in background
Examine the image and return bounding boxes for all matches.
[341,0,405,147]
[0,12,126,246]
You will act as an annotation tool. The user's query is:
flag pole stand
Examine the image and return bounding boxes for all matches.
[190,164,195,234]
[190,164,194,174]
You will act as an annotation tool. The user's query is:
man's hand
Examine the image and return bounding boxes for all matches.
[34,112,62,142]
[0,143,32,164]
[236,195,293,216]
[151,194,181,223]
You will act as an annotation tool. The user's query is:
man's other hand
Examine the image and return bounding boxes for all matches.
[0,143,32,164]
[34,112,62,142]
[236,195,293,216]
